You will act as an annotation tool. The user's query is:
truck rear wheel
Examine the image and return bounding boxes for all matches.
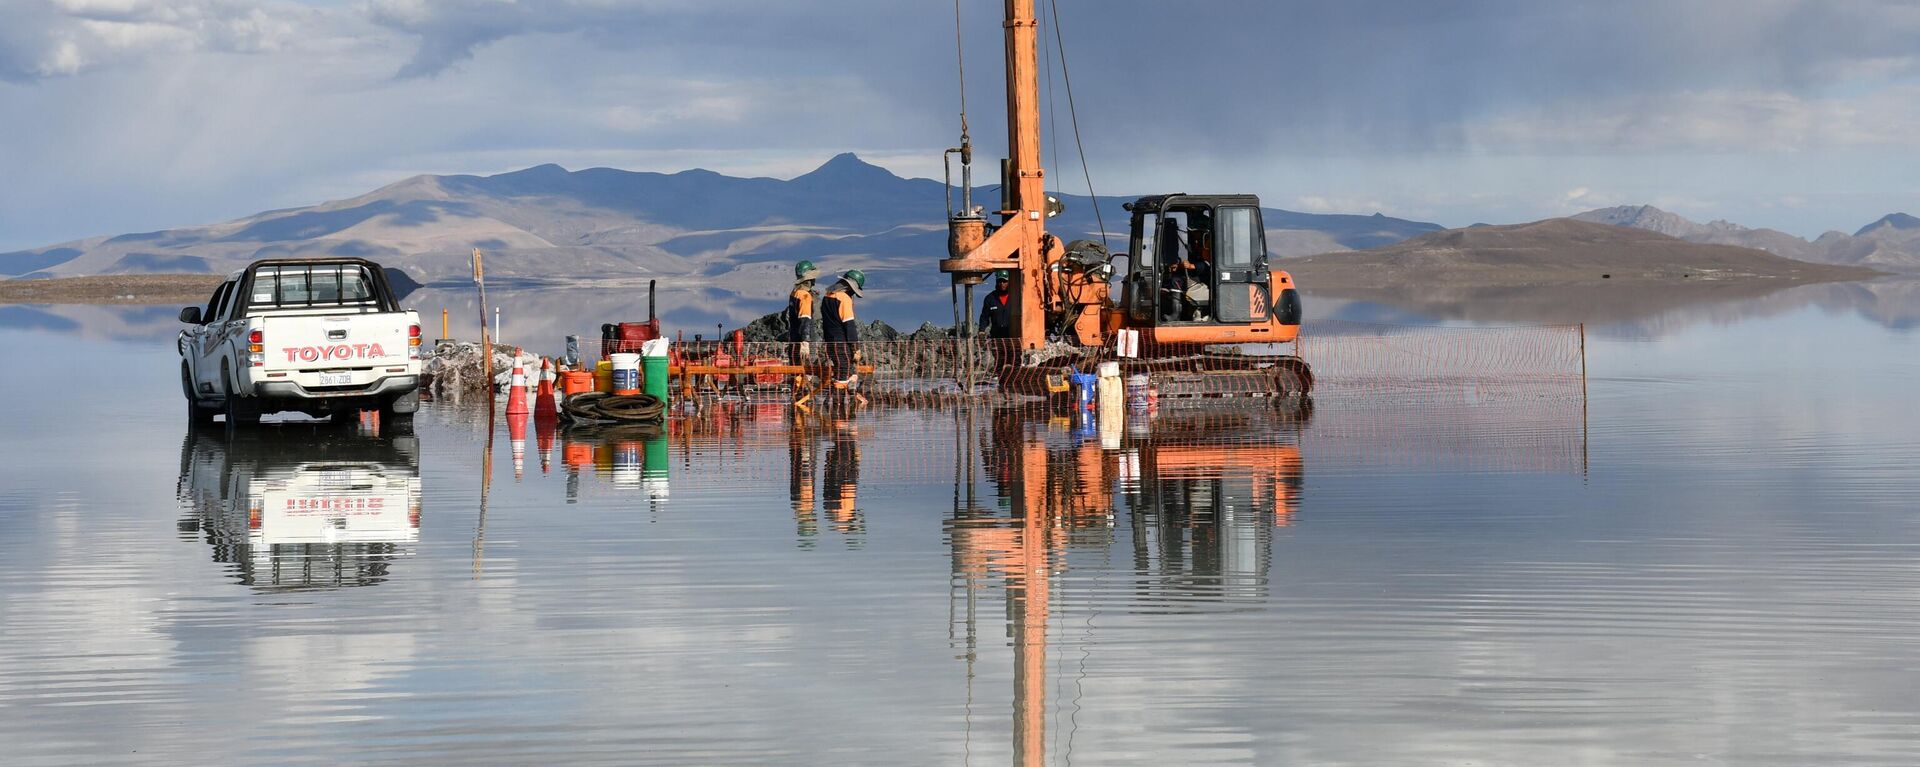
[380,390,418,433]
[183,364,214,425]
[384,389,420,415]
[221,361,258,426]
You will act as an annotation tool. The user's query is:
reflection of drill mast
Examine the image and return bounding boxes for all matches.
[950,410,1059,766]
[950,410,1117,765]
[949,408,1306,765]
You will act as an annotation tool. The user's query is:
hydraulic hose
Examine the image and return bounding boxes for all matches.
[560,391,666,424]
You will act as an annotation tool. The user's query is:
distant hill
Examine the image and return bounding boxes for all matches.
[0,154,1442,290]
[1574,205,1920,272]
[1285,217,1877,291]
[1280,218,1880,328]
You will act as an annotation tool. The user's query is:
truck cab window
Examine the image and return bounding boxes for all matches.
[203,282,231,323]
[215,280,240,321]
[248,264,379,310]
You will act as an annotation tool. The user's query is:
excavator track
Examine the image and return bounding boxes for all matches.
[996,352,1312,400]
[1142,354,1312,400]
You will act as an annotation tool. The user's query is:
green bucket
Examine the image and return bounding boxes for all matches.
[642,354,670,403]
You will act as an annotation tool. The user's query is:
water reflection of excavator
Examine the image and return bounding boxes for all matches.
[176,424,422,590]
[950,406,1306,763]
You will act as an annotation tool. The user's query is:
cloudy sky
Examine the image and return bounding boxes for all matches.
[2,0,1918,251]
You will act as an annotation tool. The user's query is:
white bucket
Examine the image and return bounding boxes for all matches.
[1097,368,1124,415]
[1126,373,1151,411]
[610,352,641,395]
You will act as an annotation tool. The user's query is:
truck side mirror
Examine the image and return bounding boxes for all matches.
[179,306,202,324]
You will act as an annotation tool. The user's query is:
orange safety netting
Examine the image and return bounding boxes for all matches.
[569,320,1585,404]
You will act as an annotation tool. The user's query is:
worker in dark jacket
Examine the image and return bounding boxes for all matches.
[787,260,820,384]
[978,269,1014,372]
[820,269,866,388]
[978,270,1013,339]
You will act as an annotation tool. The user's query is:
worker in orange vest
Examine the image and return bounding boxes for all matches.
[821,269,865,390]
[788,260,820,387]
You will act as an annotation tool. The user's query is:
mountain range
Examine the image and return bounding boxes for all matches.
[1287,218,1873,289]
[1283,217,1877,327]
[0,154,1442,291]
[1573,205,1920,272]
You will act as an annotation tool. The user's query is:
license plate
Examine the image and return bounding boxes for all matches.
[318,372,354,386]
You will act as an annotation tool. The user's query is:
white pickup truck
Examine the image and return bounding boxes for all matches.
[179,258,421,426]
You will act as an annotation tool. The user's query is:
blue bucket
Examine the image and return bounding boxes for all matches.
[1070,373,1097,411]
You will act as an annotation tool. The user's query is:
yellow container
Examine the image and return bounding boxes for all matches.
[594,360,614,393]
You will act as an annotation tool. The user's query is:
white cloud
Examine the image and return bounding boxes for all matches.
[1466,87,1920,153]
[0,0,353,80]
[5,0,1920,250]
[1293,195,1390,215]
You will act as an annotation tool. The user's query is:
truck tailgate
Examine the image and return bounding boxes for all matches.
[261,312,416,373]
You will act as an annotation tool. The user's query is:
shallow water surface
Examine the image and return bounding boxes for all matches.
[0,299,1916,765]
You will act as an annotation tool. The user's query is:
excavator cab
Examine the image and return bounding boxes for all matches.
[1119,195,1297,331]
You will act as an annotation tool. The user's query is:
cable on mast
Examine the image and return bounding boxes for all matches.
[1048,0,1107,247]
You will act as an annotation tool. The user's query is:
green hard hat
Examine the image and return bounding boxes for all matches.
[795,260,820,281]
[839,269,866,296]
[994,269,1010,282]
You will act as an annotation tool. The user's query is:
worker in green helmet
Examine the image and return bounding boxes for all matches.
[821,269,865,388]
[787,260,820,365]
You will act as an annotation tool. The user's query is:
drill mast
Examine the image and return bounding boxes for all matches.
[941,0,1053,350]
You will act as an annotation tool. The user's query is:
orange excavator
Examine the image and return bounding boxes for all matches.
[939,0,1312,398]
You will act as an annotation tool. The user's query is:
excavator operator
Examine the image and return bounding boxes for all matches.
[1184,221,1215,320]
[1158,218,1187,321]
[1157,214,1216,322]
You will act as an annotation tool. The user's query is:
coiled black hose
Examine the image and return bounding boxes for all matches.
[560,391,666,424]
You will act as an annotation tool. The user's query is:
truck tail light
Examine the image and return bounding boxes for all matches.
[248,329,265,367]
[248,504,263,529]
[408,324,422,359]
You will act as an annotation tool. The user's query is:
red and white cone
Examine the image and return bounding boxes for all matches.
[506,353,530,416]
[535,357,558,423]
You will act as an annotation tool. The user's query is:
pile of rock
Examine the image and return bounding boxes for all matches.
[423,341,540,395]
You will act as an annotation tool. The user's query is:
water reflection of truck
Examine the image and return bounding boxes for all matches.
[176,425,422,590]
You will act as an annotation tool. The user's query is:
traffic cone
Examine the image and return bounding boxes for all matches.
[535,357,558,423]
[506,353,530,416]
